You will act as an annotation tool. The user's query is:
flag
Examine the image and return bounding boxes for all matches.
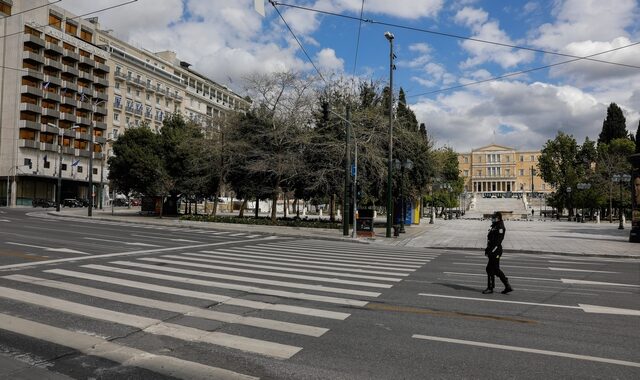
[80,92,86,102]
[43,81,50,89]
[72,159,80,167]
[43,155,47,162]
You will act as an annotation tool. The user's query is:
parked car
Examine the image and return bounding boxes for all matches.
[32,198,55,208]
[113,198,130,207]
[76,198,89,207]
[130,198,141,206]
[62,198,82,208]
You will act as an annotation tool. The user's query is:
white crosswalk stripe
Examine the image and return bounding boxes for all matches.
[0,239,437,378]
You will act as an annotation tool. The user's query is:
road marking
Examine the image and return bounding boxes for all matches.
[46,269,350,320]
[258,243,432,264]
[140,257,394,288]
[418,293,581,309]
[84,237,161,247]
[174,253,404,281]
[561,279,640,288]
[0,236,277,270]
[548,267,618,274]
[0,219,9,222]
[5,242,89,255]
[111,260,382,297]
[281,240,434,257]
[412,334,640,368]
[548,260,603,265]
[205,249,415,276]
[6,274,328,337]
[0,286,301,359]
[264,243,439,261]
[579,304,640,316]
[84,264,369,306]
[130,234,202,243]
[444,272,560,282]
[214,248,420,272]
[0,313,257,380]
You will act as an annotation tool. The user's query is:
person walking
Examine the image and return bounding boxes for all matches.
[483,212,513,294]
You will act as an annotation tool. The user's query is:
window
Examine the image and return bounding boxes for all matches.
[135,90,140,97]
[80,29,93,43]
[127,86,131,94]
[65,22,77,35]
[464,170,469,177]
[506,169,510,176]
[519,169,524,176]
[464,157,469,163]
[506,156,510,162]
[477,170,482,176]
[44,161,51,169]
[113,113,119,121]
[146,93,151,100]
[77,166,83,173]
[520,155,524,162]
[0,2,11,15]
[93,168,98,175]
[530,155,535,162]
[62,163,68,171]
[49,14,62,29]
[156,97,160,104]
[115,82,120,89]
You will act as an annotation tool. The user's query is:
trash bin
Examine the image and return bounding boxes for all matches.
[356,209,375,238]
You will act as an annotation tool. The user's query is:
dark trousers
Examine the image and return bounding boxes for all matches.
[485,253,508,289]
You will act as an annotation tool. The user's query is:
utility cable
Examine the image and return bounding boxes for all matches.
[0,1,62,20]
[271,1,640,70]
[408,39,640,97]
[269,0,326,83]
[351,0,365,80]
[0,0,138,41]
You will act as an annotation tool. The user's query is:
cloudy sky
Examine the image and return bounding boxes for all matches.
[59,0,640,151]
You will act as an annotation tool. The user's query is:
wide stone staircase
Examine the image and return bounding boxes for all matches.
[464,196,528,219]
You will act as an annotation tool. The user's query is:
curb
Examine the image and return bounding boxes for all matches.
[424,246,640,259]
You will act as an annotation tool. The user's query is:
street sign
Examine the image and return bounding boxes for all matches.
[351,164,356,177]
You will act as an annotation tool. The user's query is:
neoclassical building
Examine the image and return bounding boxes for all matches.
[458,144,553,196]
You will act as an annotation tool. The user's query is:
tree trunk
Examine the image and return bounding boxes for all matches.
[270,192,278,222]
[283,193,288,218]
[195,199,198,215]
[608,183,613,223]
[330,193,336,222]
[255,197,259,218]
[239,199,247,217]
[296,198,300,218]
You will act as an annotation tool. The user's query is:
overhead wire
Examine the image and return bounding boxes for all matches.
[271,1,640,70]
[351,0,365,83]
[0,0,138,41]
[0,1,62,20]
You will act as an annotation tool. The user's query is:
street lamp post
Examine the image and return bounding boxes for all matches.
[384,31,395,238]
[56,126,64,212]
[613,174,631,229]
[566,186,572,221]
[577,182,591,223]
[88,122,94,217]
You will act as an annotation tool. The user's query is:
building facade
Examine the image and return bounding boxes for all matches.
[458,144,553,197]
[1,0,249,207]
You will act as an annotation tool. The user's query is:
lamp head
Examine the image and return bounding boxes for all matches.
[384,31,394,41]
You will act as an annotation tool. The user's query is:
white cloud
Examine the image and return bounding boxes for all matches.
[454,7,535,69]
[334,0,444,19]
[530,0,636,51]
[315,48,345,72]
[409,81,622,151]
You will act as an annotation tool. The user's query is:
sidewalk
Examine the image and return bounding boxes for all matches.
[47,208,640,258]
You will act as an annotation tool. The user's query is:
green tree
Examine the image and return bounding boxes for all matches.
[538,132,579,217]
[635,121,640,154]
[598,103,628,144]
[596,138,635,221]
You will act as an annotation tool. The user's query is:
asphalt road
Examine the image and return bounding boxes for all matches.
[0,208,639,379]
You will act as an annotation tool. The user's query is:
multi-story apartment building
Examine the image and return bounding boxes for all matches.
[1,0,109,206]
[458,144,553,196]
[1,1,250,207]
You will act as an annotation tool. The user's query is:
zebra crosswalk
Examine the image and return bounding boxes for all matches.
[0,239,439,379]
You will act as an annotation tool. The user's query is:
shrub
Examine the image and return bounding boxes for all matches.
[180,214,342,229]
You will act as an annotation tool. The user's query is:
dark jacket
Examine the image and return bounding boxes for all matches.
[485,220,506,256]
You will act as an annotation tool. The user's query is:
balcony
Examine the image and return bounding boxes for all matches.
[95,135,107,144]
[24,34,46,48]
[43,75,61,87]
[76,117,91,126]
[21,85,43,97]
[93,105,108,115]
[78,71,94,81]
[40,143,57,152]
[22,69,44,81]
[133,109,142,116]
[130,77,144,88]
[114,71,127,81]
[95,91,108,101]
[78,87,96,98]
[94,62,110,73]
[124,106,134,114]
[63,50,80,62]
[144,112,152,119]
[61,97,78,107]
[113,101,122,110]
[44,58,63,71]
[22,51,44,64]
[63,65,78,76]
[94,77,109,87]
[78,101,92,111]
[45,42,64,55]
[63,146,75,155]
[41,108,60,118]
[19,139,40,149]
[93,121,108,130]
[61,81,78,92]
[78,149,91,158]
[19,120,40,130]
[60,113,77,123]
[43,91,61,103]
[79,56,95,68]
[20,103,41,113]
